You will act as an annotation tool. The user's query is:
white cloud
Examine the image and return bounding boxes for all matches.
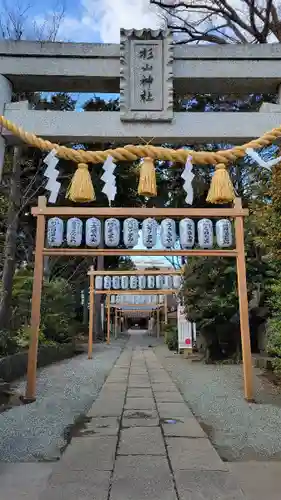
[80,0,163,43]
[57,0,163,43]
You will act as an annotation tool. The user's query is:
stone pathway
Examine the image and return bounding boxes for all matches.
[38,335,247,499]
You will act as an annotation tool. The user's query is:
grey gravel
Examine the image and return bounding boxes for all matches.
[0,341,125,462]
[155,345,281,461]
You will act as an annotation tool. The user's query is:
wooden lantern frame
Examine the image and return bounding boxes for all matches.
[26,196,252,402]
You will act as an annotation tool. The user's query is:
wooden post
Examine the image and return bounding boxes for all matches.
[88,272,94,359]
[25,196,46,402]
[106,294,110,344]
[164,295,168,325]
[156,303,160,339]
[114,307,118,339]
[234,198,254,402]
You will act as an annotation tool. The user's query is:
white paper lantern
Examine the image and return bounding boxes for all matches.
[147,276,155,289]
[105,218,120,247]
[116,295,121,304]
[156,275,163,289]
[123,218,139,248]
[162,276,169,289]
[216,219,233,248]
[160,218,176,248]
[95,276,103,290]
[173,275,182,289]
[138,276,146,289]
[104,276,112,289]
[110,295,116,304]
[112,276,121,289]
[179,218,195,248]
[47,217,63,247]
[130,276,138,289]
[121,276,129,289]
[85,218,101,247]
[66,217,83,247]
[142,218,158,249]
[198,219,213,249]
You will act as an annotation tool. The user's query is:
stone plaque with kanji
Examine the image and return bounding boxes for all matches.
[120,29,173,122]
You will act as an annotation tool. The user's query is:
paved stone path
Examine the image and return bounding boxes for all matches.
[37,333,247,499]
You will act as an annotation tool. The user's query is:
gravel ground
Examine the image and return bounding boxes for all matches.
[0,341,125,462]
[155,345,281,462]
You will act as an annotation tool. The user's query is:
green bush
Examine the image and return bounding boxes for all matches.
[0,329,19,356]
[10,269,79,346]
[266,280,281,374]
[164,326,178,351]
[16,325,56,349]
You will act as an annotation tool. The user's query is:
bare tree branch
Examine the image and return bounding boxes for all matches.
[151,0,281,44]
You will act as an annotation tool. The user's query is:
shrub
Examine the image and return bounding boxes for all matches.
[16,325,56,349]
[266,279,281,374]
[11,269,79,346]
[0,329,19,356]
[164,326,178,351]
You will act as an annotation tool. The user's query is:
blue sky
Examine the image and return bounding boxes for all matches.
[0,0,162,44]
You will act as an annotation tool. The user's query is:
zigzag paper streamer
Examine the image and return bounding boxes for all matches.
[101,156,116,206]
[44,149,60,203]
[181,155,194,205]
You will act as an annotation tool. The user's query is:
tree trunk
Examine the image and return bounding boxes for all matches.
[0,147,21,330]
[95,255,104,341]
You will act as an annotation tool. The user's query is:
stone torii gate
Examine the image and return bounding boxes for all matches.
[1,29,281,171]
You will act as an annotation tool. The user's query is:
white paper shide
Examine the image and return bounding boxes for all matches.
[123,218,139,248]
[161,218,176,248]
[216,219,233,248]
[105,218,120,247]
[179,218,195,248]
[86,217,101,247]
[198,218,213,249]
[66,217,83,247]
[47,217,63,247]
[142,218,158,249]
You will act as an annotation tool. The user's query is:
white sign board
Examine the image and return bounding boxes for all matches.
[177,305,196,350]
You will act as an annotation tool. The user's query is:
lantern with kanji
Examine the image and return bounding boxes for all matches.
[160,218,176,248]
[66,217,83,247]
[198,219,213,249]
[142,218,158,249]
[216,219,233,248]
[123,218,139,248]
[104,218,120,247]
[121,276,129,289]
[47,217,64,247]
[95,276,103,290]
[86,217,101,247]
[179,218,195,248]
[104,276,112,289]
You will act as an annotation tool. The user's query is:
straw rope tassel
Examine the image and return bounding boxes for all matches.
[138,157,157,197]
[66,163,96,203]
[206,164,235,204]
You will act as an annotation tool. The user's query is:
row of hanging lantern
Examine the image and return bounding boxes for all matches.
[47,216,233,249]
[110,294,164,305]
[95,275,182,290]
